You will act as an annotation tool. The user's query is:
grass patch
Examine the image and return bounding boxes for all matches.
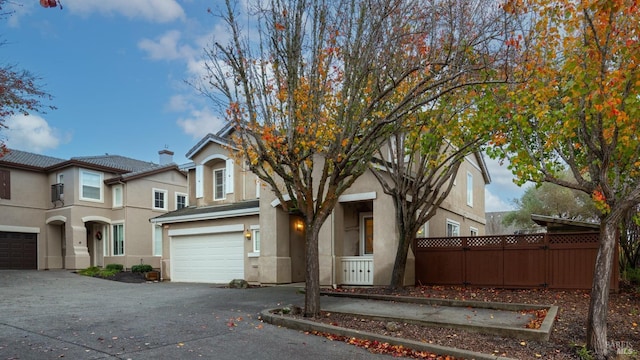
[78,266,122,279]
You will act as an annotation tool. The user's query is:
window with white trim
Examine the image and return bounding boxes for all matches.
[470,226,478,237]
[80,170,103,201]
[153,224,162,256]
[214,168,226,200]
[112,223,124,256]
[176,193,187,210]
[446,219,460,237]
[153,188,167,210]
[466,172,473,207]
[57,173,64,196]
[112,184,123,208]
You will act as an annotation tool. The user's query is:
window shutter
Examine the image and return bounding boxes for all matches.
[225,159,234,194]
[0,169,10,200]
[195,165,203,198]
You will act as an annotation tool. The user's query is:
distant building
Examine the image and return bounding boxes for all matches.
[485,211,544,235]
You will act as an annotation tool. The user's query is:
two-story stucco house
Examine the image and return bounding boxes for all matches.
[151,126,490,286]
[0,149,187,270]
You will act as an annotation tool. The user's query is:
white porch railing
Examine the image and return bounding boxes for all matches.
[340,256,373,285]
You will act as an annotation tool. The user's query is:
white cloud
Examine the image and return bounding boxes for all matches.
[138,30,196,61]
[63,0,185,23]
[177,108,225,139]
[483,154,532,212]
[485,188,515,212]
[166,94,192,112]
[4,114,68,153]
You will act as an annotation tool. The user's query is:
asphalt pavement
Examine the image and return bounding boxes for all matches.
[0,270,391,360]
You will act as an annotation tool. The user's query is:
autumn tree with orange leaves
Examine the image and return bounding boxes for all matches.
[368,0,522,290]
[199,0,517,316]
[482,0,640,357]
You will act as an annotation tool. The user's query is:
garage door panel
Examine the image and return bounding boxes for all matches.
[0,232,37,269]
[171,233,244,283]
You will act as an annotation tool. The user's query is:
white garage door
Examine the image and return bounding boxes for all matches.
[171,232,244,283]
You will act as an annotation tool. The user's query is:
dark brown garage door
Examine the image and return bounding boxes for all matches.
[0,232,37,269]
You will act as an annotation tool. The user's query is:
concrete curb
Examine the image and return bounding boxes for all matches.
[321,291,550,311]
[262,309,518,360]
[321,292,556,342]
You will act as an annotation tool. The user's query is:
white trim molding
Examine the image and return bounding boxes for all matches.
[339,192,377,203]
[168,224,244,237]
[0,225,40,233]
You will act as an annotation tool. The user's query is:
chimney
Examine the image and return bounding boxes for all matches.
[158,149,174,165]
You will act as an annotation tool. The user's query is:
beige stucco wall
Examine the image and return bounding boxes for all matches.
[435,155,487,236]
[0,164,186,271]
[188,142,260,207]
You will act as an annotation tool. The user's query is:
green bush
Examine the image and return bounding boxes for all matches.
[105,264,124,272]
[622,267,640,284]
[78,266,101,277]
[131,264,153,273]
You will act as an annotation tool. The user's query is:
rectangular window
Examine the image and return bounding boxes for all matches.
[153,225,162,256]
[214,168,226,200]
[113,184,123,208]
[470,227,478,237]
[466,172,473,207]
[153,189,167,210]
[176,193,187,210]
[361,213,374,255]
[446,220,460,237]
[57,173,64,195]
[112,223,124,256]
[0,169,10,200]
[80,170,102,201]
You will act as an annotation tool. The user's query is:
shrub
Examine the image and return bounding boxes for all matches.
[105,264,124,272]
[97,268,120,278]
[78,266,100,277]
[131,264,153,273]
[626,267,640,284]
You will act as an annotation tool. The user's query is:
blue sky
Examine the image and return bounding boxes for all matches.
[0,0,527,212]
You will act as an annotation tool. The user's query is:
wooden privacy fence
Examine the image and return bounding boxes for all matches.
[414,232,619,291]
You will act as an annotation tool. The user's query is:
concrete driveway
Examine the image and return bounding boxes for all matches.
[0,271,387,360]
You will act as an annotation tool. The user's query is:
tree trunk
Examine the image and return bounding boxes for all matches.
[586,215,618,359]
[303,223,321,318]
[389,231,412,290]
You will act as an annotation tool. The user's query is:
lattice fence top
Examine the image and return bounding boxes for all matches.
[415,232,599,249]
[467,236,502,247]
[548,232,599,244]
[416,237,462,248]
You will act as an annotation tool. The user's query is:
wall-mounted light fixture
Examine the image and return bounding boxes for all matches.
[245,229,252,240]
[295,220,304,232]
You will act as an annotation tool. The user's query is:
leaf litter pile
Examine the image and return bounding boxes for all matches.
[298,286,639,359]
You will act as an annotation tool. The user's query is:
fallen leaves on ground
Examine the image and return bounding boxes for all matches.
[305,330,458,359]
[310,285,640,359]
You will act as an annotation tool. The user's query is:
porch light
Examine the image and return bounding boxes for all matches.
[245,229,252,240]
[295,220,304,232]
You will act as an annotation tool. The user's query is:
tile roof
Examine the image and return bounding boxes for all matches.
[185,133,232,159]
[70,154,160,172]
[0,149,66,168]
